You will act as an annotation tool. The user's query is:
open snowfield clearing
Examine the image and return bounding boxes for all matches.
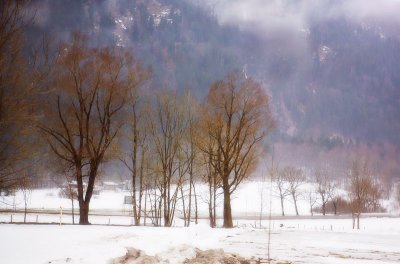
[1,183,399,263]
[2,181,398,217]
[1,217,400,264]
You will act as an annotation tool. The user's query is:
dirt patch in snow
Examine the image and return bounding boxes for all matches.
[111,248,159,264]
[184,248,251,264]
[111,247,257,264]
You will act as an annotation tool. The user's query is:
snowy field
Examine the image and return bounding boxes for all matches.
[1,217,400,264]
[1,181,400,263]
[3,181,398,218]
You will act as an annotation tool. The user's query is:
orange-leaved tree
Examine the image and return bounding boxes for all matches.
[40,33,146,224]
[199,72,275,228]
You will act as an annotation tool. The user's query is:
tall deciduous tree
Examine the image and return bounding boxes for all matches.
[315,166,334,216]
[148,90,189,227]
[196,121,221,228]
[180,91,200,227]
[348,157,378,229]
[0,0,37,192]
[274,168,289,216]
[119,64,151,226]
[200,72,274,228]
[283,166,303,216]
[40,33,139,224]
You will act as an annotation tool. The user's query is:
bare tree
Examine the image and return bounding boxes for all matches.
[58,164,78,224]
[266,147,277,263]
[199,72,275,228]
[40,33,136,224]
[148,90,189,227]
[0,0,37,193]
[348,157,377,229]
[315,166,334,216]
[197,132,222,228]
[183,91,199,227]
[327,182,339,215]
[396,183,400,210]
[119,68,151,226]
[306,186,318,216]
[258,168,268,228]
[367,176,383,212]
[20,175,31,223]
[197,131,221,228]
[145,168,162,226]
[283,166,304,216]
[172,91,202,227]
[274,169,289,216]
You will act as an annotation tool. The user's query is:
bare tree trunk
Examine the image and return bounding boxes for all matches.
[143,185,149,226]
[223,181,233,228]
[153,188,158,226]
[132,104,139,226]
[280,194,285,216]
[158,188,163,227]
[292,192,299,216]
[144,186,148,226]
[193,181,198,224]
[309,194,314,216]
[213,175,217,227]
[207,153,216,228]
[132,179,138,225]
[137,148,145,225]
[187,172,193,227]
[208,176,214,227]
[79,201,89,225]
[79,162,98,225]
[163,173,169,227]
[333,200,337,215]
[259,186,263,228]
[24,200,27,223]
[71,197,75,224]
[180,185,187,226]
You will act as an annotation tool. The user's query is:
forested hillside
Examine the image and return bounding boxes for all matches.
[26,0,400,179]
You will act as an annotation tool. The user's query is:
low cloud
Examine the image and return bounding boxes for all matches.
[204,0,400,36]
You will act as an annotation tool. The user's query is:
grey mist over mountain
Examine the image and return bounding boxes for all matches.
[27,0,400,180]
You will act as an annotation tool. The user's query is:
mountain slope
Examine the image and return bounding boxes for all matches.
[26,0,400,176]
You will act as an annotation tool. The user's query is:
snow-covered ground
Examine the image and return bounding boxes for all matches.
[4,180,397,218]
[1,217,400,264]
[1,181,316,225]
[1,181,400,263]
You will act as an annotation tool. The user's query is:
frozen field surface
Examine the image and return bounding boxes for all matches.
[1,217,400,264]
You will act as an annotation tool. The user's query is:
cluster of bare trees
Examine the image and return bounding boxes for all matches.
[269,156,384,229]
[3,1,386,231]
[119,73,274,228]
[314,166,338,216]
[118,88,202,227]
[270,156,383,229]
[0,0,274,227]
[270,161,331,218]
[272,165,304,216]
[24,31,273,227]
